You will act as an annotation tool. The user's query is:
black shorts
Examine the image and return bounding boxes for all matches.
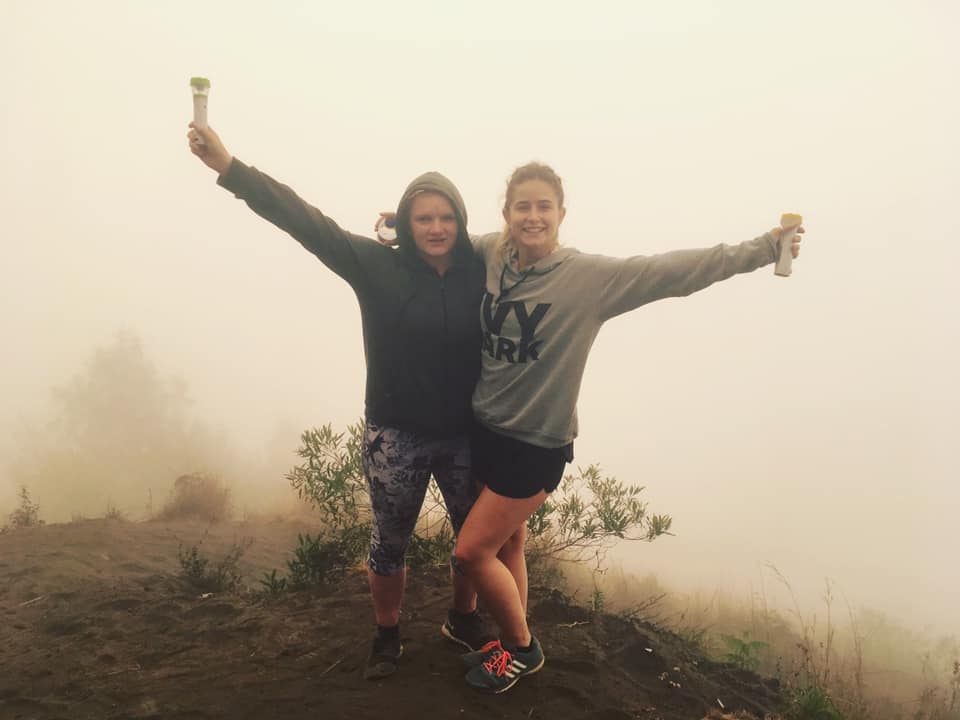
[471,422,574,499]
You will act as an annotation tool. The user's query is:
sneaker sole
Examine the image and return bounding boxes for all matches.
[363,647,403,681]
[441,622,477,651]
[472,655,545,694]
[364,643,403,681]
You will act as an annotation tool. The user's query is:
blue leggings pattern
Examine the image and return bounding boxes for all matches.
[363,421,476,576]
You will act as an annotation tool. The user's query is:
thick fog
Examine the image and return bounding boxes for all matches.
[2,1,957,635]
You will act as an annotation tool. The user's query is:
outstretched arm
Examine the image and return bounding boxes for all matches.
[595,224,804,320]
[186,124,385,285]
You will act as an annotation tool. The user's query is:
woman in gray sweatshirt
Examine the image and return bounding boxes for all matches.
[454,162,804,694]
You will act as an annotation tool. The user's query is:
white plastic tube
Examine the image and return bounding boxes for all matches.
[774,213,802,277]
[190,77,210,144]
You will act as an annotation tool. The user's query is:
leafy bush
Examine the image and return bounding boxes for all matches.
[258,569,288,597]
[286,423,367,531]
[285,422,461,569]
[721,631,769,672]
[177,535,252,593]
[288,528,367,588]
[276,422,671,598]
[157,473,232,522]
[258,528,369,597]
[2,487,45,532]
[526,464,672,567]
[787,685,844,720]
[406,508,455,570]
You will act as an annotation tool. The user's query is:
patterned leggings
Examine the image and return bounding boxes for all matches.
[362,421,477,576]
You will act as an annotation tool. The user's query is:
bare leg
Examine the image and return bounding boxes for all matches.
[368,568,405,627]
[497,524,528,615]
[369,557,478,626]
[455,487,547,647]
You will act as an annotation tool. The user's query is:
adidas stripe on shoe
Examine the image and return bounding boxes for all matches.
[464,637,544,694]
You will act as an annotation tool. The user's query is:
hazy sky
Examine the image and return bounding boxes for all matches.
[2,1,957,633]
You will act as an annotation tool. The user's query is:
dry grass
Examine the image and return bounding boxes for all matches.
[562,558,959,720]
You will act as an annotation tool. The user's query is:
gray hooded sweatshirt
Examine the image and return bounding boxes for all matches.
[471,232,781,447]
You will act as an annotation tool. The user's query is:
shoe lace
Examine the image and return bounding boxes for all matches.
[476,639,500,654]
[483,646,514,678]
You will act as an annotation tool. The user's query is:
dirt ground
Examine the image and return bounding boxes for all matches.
[0,518,784,720]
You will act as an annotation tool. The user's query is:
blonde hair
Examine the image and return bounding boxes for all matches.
[495,162,565,258]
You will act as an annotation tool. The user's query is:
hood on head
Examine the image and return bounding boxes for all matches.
[395,171,472,265]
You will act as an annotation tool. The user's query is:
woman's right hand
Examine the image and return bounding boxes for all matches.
[375,211,398,246]
[187,123,233,176]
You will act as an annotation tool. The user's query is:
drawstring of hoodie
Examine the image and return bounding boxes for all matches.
[497,264,534,303]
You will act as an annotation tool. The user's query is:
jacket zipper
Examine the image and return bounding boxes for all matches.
[440,274,451,430]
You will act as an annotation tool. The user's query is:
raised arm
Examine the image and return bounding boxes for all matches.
[594,226,803,320]
[187,124,385,285]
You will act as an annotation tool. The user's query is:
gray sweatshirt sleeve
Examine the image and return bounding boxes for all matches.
[470,232,499,260]
[592,233,779,320]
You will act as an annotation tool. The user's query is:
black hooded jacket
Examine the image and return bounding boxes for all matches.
[218,160,484,437]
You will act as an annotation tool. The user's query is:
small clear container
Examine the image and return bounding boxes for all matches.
[190,77,210,137]
[377,216,397,245]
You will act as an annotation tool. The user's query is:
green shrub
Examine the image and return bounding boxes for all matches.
[258,569,288,598]
[721,631,768,672]
[284,528,367,591]
[3,487,45,532]
[788,684,844,720]
[284,422,455,575]
[526,464,672,566]
[406,518,455,569]
[286,423,366,531]
[280,422,671,597]
[177,535,251,593]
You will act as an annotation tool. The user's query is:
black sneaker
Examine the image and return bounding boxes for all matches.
[441,609,496,652]
[363,630,403,680]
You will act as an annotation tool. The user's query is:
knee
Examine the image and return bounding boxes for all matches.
[452,542,479,573]
[453,534,496,573]
[369,539,405,577]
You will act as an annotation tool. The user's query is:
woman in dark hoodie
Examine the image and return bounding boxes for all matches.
[187,123,490,679]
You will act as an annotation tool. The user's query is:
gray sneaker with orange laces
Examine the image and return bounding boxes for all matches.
[464,637,544,693]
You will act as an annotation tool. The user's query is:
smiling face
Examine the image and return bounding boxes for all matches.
[408,192,459,270]
[503,179,566,265]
